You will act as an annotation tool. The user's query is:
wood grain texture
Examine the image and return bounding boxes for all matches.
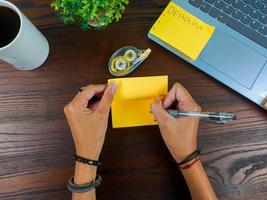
[0,0,266,199]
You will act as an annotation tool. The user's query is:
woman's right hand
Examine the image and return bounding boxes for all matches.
[151,83,201,163]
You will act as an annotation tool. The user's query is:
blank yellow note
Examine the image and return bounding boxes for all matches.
[149,1,215,60]
[108,76,168,128]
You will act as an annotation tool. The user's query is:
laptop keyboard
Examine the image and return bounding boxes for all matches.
[189,0,267,48]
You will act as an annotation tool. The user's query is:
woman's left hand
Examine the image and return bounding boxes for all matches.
[64,83,117,160]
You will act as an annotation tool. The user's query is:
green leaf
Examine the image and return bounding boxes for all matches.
[51,0,129,30]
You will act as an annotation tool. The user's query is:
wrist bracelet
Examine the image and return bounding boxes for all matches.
[67,174,102,193]
[73,154,102,166]
[177,149,201,166]
[180,156,200,170]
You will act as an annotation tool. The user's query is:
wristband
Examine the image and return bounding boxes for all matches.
[177,149,201,166]
[180,156,200,170]
[73,154,102,166]
[67,174,102,193]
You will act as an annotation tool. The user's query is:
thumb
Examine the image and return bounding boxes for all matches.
[151,96,171,123]
[97,83,117,114]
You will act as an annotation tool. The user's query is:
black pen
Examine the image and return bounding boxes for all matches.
[166,110,237,124]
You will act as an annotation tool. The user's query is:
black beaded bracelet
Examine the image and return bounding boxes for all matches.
[67,174,102,193]
[177,149,201,166]
[73,154,102,166]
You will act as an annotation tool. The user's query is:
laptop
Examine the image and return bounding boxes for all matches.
[148,0,267,110]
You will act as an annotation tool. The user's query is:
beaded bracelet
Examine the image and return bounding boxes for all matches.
[67,174,102,193]
[73,154,102,166]
[177,149,201,167]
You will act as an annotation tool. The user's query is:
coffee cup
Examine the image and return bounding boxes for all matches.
[0,0,49,70]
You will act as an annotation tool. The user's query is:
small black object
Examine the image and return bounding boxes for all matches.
[73,154,102,166]
[67,174,102,193]
[177,149,201,166]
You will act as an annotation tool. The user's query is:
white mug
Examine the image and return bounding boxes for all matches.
[0,0,49,70]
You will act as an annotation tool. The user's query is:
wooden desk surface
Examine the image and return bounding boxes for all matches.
[0,1,266,199]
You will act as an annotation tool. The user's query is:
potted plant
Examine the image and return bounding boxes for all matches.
[51,0,129,30]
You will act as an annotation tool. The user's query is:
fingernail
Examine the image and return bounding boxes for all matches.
[79,86,85,92]
[111,82,118,94]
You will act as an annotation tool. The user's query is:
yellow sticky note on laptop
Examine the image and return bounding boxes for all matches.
[108,76,168,128]
[149,1,215,60]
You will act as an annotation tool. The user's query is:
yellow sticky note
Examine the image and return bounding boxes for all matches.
[108,76,168,128]
[149,1,215,60]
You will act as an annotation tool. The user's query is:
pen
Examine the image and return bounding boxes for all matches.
[166,109,237,124]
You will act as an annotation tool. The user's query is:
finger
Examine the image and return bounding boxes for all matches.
[97,83,118,114]
[177,99,201,112]
[79,84,107,100]
[75,84,107,108]
[78,86,104,97]
[151,96,172,123]
[163,83,194,109]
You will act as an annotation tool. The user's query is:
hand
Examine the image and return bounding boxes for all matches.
[64,83,117,160]
[151,83,201,162]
